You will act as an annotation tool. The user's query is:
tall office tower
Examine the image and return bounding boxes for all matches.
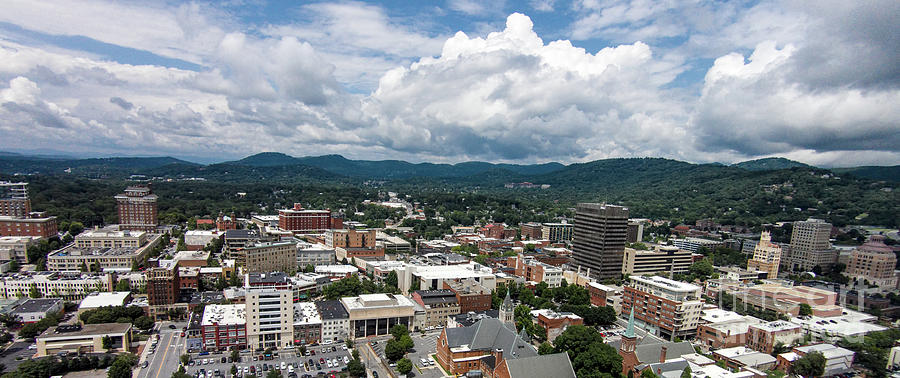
[572,203,629,280]
[115,185,158,231]
[747,231,782,278]
[147,262,180,306]
[0,182,30,217]
[787,218,835,272]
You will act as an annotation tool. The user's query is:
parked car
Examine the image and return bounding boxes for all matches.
[169,324,177,329]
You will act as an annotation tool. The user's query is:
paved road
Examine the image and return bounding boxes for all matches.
[357,338,391,378]
[0,341,34,372]
[137,321,187,378]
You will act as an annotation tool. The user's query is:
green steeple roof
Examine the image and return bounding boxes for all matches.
[624,307,636,338]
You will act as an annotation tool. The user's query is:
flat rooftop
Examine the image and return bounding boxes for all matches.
[12,298,61,314]
[341,293,416,311]
[79,292,130,309]
[294,302,322,325]
[315,300,349,320]
[39,323,132,339]
[789,310,886,337]
[701,309,744,324]
[630,275,701,292]
[201,304,246,326]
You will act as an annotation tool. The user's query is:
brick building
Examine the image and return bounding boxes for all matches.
[519,222,543,240]
[507,253,563,287]
[622,275,703,341]
[0,214,58,238]
[444,279,492,313]
[147,262,180,306]
[0,182,30,217]
[531,309,583,343]
[278,203,336,232]
[115,185,158,231]
[412,290,460,329]
[746,321,802,354]
[201,304,247,351]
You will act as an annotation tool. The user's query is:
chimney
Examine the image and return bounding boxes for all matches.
[659,345,667,363]
[493,348,504,363]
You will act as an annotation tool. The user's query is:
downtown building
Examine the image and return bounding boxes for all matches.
[201,304,248,351]
[621,245,692,276]
[278,203,337,232]
[747,231,782,279]
[785,218,836,272]
[245,272,294,349]
[0,182,58,238]
[572,203,629,280]
[541,222,574,243]
[846,235,897,288]
[115,185,158,232]
[622,275,703,341]
[341,293,415,339]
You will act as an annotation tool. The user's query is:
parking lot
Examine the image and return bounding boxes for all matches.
[368,331,443,378]
[184,345,352,378]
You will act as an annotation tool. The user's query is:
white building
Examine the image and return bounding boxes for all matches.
[0,272,112,300]
[402,262,496,293]
[341,294,416,339]
[78,291,131,313]
[245,273,294,349]
[788,309,886,342]
[296,241,335,267]
[792,344,855,376]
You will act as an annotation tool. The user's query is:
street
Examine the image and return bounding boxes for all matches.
[0,341,34,373]
[136,321,187,378]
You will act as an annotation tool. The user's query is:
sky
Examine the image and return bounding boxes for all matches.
[0,0,898,167]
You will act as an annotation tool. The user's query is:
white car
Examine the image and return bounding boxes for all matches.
[280,362,286,370]
[343,356,350,364]
[27,344,37,350]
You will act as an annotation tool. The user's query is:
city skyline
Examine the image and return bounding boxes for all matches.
[0,0,898,167]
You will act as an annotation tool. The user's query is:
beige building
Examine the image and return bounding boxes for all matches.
[541,223,573,243]
[36,323,132,356]
[240,240,296,273]
[0,272,112,300]
[846,235,897,288]
[341,294,416,339]
[747,232,782,279]
[245,274,294,350]
[621,245,692,276]
[0,236,38,263]
[75,228,148,249]
[623,275,703,340]
[47,233,162,271]
[786,219,835,272]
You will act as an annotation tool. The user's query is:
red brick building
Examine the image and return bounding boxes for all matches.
[519,222,543,240]
[0,214,58,238]
[532,309,583,343]
[444,279,492,313]
[201,304,247,351]
[278,203,335,232]
[115,185,158,231]
[588,282,616,307]
[479,224,517,240]
[147,263,180,306]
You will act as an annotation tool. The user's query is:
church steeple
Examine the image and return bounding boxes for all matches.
[620,307,637,353]
[499,286,514,325]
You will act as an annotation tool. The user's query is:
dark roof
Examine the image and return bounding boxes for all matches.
[452,310,499,327]
[11,298,61,314]
[504,352,576,378]
[189,291,225,305]
[444,318,537,360]
[316,300,349,320]
[225,229,256,239]
[414,290,458,306]
[634,341,695,365]
[639,359,690,377]
[247,272,289,285]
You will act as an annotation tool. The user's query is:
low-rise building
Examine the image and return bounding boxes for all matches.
[184,230,221,251]
[783,344,855,377]
[411,290,460,329]
[447,309,499,328]
[403,262,496,293]
[240,240,296,273]
[75,227,148,249]
[508,253,563,287]
[293,302,321,345]
[47,233,162,271]
[342,294,415,339]
[78,291,132,316]
[788,309,886,341]
[711,346,777,371]
[622,246,692,276]
[0,272,113,300]
[542,223,573,243]
[697,314,763,351]
[296,241,335,267]
[10,298,62,323]
[671,238,723,253]
[746,321,803,354]
[444,279,492,313]
[316,300,350,343]
[0,236,38,263]
[531,309,583,343]
[173,250,210,267]
[588,282,618,307]
[36,323,132,356]
[0,214,58,238]
[201,304,247,351]
[314,265,358,279]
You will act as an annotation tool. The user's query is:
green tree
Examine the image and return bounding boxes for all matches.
[799,303,812,316]
[134,315,154,330]
[385,339,406,362]
[386,271,399,289]
[554,325,622,378]
[115,280,131,292]
[231,364,238,376]
[102,335,113,351]
[397,358,413,375]
[266,369,282,378]
[68,222,84,236]
[347,359,366,377]
[172,366,192,378]
[107,353,137,378]
[792,351,825,378]
[28,285,42,298]
[681,366,692,378]
[180,354,190,366]
[390,324,409,340]
[642,370,659,378]
[538,342,554,355]
[304,264,315,273]
[689,259,714,281]
[399,335,414,351]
